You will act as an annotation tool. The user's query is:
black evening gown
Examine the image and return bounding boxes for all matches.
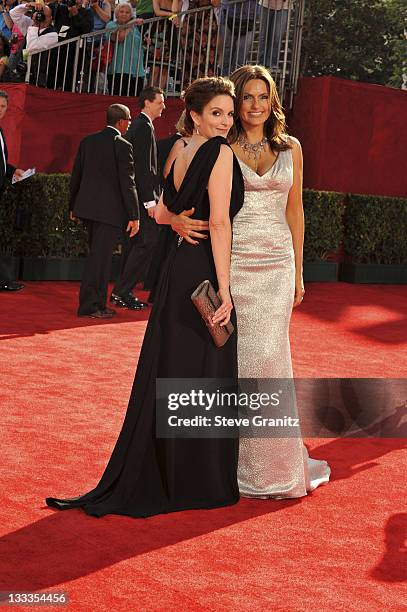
[46,137,244,518]
[147,136,187,302]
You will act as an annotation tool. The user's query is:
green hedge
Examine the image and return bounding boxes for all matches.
[1,174,88,258]
[303,189,345,261]
[1,174,406,264]
[344,194,407,264]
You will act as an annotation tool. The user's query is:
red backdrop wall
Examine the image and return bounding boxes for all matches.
[288,76,407,198]
[1,78,407,197]
[0,84,184,175]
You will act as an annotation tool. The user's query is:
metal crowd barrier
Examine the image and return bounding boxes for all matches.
[25,0,304,106]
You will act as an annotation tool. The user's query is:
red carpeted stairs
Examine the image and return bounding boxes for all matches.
[0,282,406,611]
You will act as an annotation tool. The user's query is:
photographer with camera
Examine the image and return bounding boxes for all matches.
[9,2,57,54]
[9,2,57,86]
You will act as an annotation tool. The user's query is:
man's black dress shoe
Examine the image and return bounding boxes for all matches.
[134,298,149,308]
[110,292,145,310]
[103,307,117,316]
[0,281,25,291]
[79,310,114,319]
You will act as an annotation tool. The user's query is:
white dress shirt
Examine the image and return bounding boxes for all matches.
[0,129,6,173]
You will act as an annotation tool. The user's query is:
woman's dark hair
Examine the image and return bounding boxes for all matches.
[228,65,290,151]
[0,34,11,58]
[183,76,235,136]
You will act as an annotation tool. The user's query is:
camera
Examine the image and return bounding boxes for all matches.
[34,8,46,22]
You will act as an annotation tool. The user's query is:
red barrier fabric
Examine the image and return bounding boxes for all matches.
[1,78,406,197]
[289,76,407,198]
[0,83,184,174]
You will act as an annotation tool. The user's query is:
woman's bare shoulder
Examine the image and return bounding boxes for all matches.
[218,142,233,162]
[286,134,302,150]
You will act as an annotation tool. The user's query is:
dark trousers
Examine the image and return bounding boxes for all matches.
[0,185,18,283]
[0,260,15,284]
[78,220,121,315]
[112,213,159,296]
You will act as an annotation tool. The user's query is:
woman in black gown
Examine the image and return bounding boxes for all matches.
[46,77,244,518]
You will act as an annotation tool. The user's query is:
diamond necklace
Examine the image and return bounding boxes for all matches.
[237,135,268,161]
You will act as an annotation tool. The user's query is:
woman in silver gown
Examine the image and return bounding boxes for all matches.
[169,66,330,499]
[228,65,330,498]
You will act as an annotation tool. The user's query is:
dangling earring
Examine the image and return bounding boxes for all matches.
[195,126,200,135]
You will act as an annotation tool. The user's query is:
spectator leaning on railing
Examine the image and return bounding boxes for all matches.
[106,2,145,96]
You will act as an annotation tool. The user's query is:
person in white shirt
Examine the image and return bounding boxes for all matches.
[9,2,58,54]
[9,2,58,86]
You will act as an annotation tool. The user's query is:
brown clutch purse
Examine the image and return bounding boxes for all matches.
[191,280,234,348]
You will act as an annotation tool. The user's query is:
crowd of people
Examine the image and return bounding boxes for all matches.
[0,0,290,92]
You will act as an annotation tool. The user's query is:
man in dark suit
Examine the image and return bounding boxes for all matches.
[70,103,140,319]
[110,86,165,310]
[0,90,25,292]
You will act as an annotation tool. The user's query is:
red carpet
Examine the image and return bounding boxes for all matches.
[1,282,406,610]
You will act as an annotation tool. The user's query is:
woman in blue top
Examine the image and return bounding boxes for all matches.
[106,2,145,96]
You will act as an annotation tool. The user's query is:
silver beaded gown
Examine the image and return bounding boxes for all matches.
[230,144,331,498]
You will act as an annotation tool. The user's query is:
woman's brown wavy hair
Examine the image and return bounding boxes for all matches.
[228,65,291,151]
[182,76,235,136]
